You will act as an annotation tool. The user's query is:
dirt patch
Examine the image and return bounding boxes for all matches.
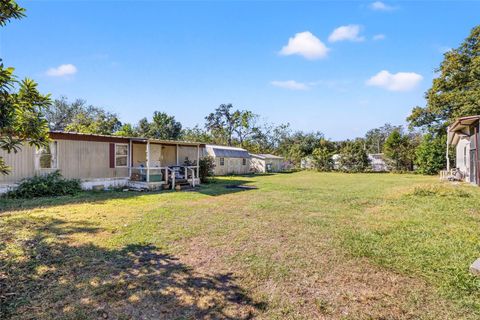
[178,236,473,320]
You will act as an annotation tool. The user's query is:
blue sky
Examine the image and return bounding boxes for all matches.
[2,1,479,140]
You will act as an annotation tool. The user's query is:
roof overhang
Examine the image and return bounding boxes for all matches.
[49,131,205,147]
[447,116,480,145]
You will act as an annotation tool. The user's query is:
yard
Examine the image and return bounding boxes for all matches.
[1,171,480,319]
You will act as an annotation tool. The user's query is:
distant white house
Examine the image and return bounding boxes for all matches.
[300,156,315,169]
[250,154,285,173]
[205,145,251,175]
[302,153,387,172]
[368,153,388,172]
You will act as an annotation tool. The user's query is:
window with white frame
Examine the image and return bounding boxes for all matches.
[219,157,225,166]
[115,144,128,167]
[242,158,246,165]
[37,141,58,169]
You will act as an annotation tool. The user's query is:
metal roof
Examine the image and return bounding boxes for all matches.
[250,153,284,160]
[447,115,480,145]
[206,145,251,158]
[49,131,205,147]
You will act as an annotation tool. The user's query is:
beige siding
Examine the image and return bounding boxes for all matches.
[57,140,128,179]
[1,139,203,185]
[251,157,266,173]
[214,157,250,175]
[0,145,36,184]
[132,143,147,166]
[162,145,177,166]
[178,146,198,165]
[251,157,283,173]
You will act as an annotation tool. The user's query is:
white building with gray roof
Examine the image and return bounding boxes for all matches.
[205,145,251,175]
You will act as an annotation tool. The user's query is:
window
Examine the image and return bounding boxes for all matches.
[115,144,128,167]
[242,158,246,165]
[38,142,58,169]
[219,157,225,166]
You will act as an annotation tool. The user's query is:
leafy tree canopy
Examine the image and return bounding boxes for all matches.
[205,104,259,147]
[137,111,182,140]
[383,129,419,171]
[364,123,402,154]
[415,133,447,175]
[408,25,480,133]
[338,139,369,173]
[64,105,121,135]
[0,1,51,175]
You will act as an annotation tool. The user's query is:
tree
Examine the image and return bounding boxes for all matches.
[205,104,238,146]
[415,133,447,175]
[0,0,25,26]
[233,111,260,147]
[407,25,480,133]
[205,104,259,146]
[181,125,213,143]
[277,131,325,165]
[383,129,418,171]
[43,96,84,131]
[338,139,369,173]
[364,123,402,154]
[114,123,138,137]
[312,140,335,171]
[137,118,151,137]
[137,111,182,140]
[0,1,51,175]
[64,105,121,135]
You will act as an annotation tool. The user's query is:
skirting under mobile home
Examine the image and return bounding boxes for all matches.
[0,132,204,193]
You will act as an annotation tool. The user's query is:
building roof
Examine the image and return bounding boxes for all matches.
[205,145,251,158]
[49,131,205,147]
[250,153,284,160]
[447,115,480,145]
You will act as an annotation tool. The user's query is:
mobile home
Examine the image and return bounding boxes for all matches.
[0,131,204,193]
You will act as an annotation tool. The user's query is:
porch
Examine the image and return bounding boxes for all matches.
[126,138,203,190]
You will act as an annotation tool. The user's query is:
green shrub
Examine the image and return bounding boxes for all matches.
[199,156,215,183]
[4,170,82,199]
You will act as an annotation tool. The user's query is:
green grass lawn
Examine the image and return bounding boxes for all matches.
[1,172,480,319]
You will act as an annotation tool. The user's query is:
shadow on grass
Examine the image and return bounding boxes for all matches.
[0,217,266,319]
[196,177,258,196]
[0,177,259,213]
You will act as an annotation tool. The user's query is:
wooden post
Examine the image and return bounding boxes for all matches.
[176,144,179,165]
[446,127,450,172]
[129,140,132,178]
[196,145,200,183]
[191,168,195,187]
[146,140,150,183]
[171,170,175,190]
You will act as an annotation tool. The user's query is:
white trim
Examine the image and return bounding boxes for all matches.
[35,141,58,171]
[115,143,129,168]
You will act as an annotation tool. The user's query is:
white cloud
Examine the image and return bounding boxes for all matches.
[366,70,423,91]
[370,1,395,11]
[328,25,365,43]
[279,31,329,60]
[373,34,386,41]
[271,80,310,91]
[46,64,77,77]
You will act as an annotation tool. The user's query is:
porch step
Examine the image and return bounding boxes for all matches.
[168,178,191,186]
